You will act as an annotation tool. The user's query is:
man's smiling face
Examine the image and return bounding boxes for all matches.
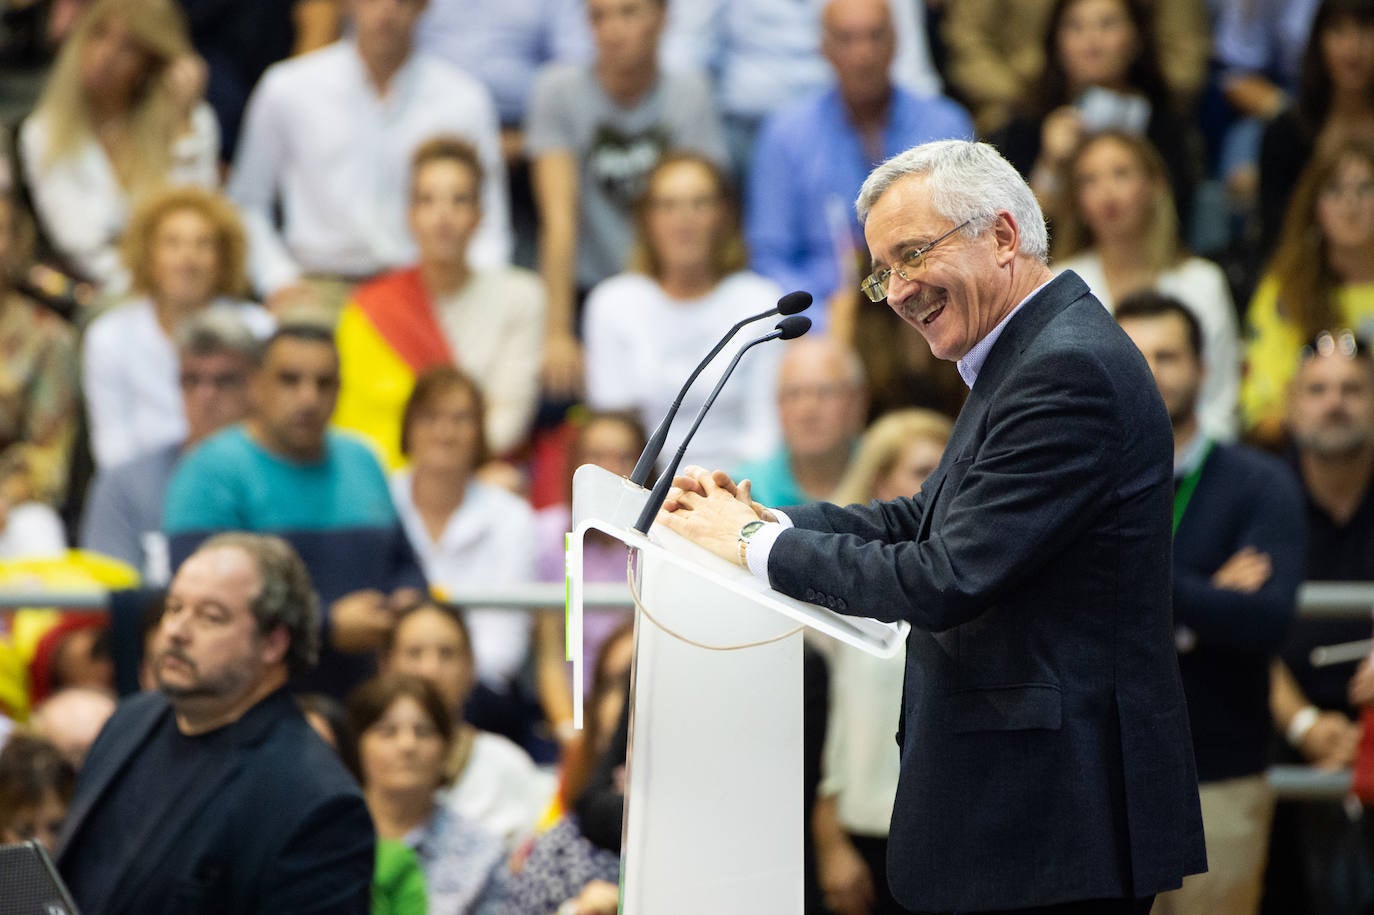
[863,175,1011,362]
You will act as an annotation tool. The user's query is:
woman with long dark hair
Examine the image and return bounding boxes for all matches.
[1243,138,1374,442]
[990,0,1198,229]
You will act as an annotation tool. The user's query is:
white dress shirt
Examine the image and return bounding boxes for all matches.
[390,472,537,687]
[228,41,511,295]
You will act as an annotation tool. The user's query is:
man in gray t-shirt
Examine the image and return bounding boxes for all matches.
[524,0,728,400]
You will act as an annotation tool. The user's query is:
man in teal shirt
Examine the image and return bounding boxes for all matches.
[164,324,426,696]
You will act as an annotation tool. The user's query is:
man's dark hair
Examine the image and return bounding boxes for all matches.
[1115,290,1204,360]
[259,322,337,366]
[199,532,320,677]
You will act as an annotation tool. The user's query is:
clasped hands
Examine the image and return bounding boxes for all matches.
[655,466,777,566]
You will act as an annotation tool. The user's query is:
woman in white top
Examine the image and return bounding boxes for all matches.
[389,367,539,694]
[814,408,952,915]
[81,187,273,469]
[382,599,555,848]
[17,0,218,294]
[1051,129,1241,440]
[584,152,783,474]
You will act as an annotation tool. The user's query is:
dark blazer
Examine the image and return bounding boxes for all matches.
[769,272,1206,911]
[56,688,375,914]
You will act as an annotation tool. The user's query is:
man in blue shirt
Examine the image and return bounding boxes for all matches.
[163,324,426,696]
[745,0,972,331]
[1116,291,1304,915]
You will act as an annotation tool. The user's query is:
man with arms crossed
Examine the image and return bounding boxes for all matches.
[660,139,1206,913]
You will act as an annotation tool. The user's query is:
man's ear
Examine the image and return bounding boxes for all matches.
[260,625,290,667]
[992,211,1020,268]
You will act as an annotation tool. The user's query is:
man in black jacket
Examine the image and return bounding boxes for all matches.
[57,533,374,914]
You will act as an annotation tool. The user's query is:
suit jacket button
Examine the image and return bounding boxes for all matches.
[837,599,847,611]
[805,588,817,601]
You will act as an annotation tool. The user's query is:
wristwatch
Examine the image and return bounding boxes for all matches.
[737,520,766,568]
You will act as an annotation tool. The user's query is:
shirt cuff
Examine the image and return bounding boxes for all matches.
[745,510,793,582]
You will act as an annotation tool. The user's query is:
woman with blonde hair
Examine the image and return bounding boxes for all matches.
[584,151,782,474]
[81,185,271,468]
[1243,137,1374,443]
[815,408,951,915]
[15,0,217,294]
[1052,129,1240,440]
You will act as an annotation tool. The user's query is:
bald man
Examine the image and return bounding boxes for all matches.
[736,337,869,506]
[745,0,973,331]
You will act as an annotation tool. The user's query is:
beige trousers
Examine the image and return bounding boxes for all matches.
[1153,774,1274,915]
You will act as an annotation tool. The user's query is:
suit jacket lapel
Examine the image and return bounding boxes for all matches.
[921,270,1094,521]
[57,696,166,860]
[971,271,1090,397]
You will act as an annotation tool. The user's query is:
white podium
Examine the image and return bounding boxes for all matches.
[568,464,908,914]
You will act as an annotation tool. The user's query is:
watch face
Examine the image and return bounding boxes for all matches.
[740,520,766,539]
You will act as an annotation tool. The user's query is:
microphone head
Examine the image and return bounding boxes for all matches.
[776,315,812,340]
[776,290,813,315]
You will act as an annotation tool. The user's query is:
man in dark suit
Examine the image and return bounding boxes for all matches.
[56,533,374,914]
[659,139,1206,914]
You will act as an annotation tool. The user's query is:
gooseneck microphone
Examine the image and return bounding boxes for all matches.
[628,291,812,486]
[633,315,812,535]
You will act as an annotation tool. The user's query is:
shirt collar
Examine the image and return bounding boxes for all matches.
[346,38,416,100]
[1174,431,1211,478]
[955,278,1054,390]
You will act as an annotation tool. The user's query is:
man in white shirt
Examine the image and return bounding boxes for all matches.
[228,0,511,313]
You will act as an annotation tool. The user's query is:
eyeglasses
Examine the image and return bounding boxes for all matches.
[1301,329,1368,363]
[860,220,971,303]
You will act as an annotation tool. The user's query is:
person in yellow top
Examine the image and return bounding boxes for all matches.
[333,136,545,470]
[1243,139,1374,445]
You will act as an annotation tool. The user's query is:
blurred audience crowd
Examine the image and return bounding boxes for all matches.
[1,0,1374,912]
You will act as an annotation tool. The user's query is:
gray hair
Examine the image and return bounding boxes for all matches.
[199,532,320,677]
[174,309,262,364]
[855,140,1049,263]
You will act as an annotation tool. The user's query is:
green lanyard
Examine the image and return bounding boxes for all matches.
[1172,439,1214,536]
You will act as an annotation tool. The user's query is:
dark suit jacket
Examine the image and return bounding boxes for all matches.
[56,689,375,914]
[769,272,1207,911]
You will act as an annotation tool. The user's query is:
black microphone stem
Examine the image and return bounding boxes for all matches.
[632,331,780,535]
[628,290,812,486]
[628,310,772,486]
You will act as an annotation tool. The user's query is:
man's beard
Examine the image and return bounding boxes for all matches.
[1296,413,1373,459]
[155,647,254,701]
[1167,390,1199,430]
